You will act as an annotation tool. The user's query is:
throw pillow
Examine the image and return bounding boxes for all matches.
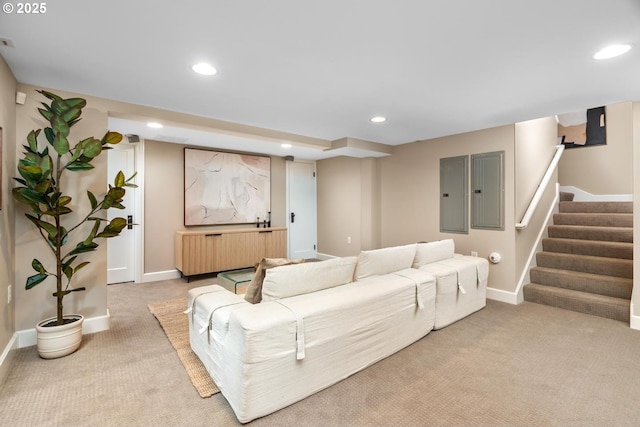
[244,258,305,304]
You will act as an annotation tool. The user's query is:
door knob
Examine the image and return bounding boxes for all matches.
[290,212,296,223]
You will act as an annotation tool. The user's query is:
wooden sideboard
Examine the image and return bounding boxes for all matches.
[175,227,287,278]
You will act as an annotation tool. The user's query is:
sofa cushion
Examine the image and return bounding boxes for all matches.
[412,239,455,268]
[261,257,357,301]
[244,258,305,304]
[355,244,417,280]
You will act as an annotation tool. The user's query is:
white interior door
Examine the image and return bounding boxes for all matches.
[287,161,317,260]
[107,144,136,284]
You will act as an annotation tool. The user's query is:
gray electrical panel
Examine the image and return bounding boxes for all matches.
[471,151,504,230]
[440,155,468,234]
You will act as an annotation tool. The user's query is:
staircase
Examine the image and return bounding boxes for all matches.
[523,192,633,323]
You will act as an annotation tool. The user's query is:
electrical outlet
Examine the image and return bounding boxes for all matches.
[7,284,11,304]
[471,251,478,257]
[347,236,352,244]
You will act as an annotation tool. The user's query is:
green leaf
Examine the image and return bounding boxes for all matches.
[58,196,72,207]
[26,214,57,240]
[13,187,47,206]
[27,130,40,152]
[102,131,123,145]
[101,187,125,209]
[114,171,125,187]
[62,256,77,273]
[69,242,98,256]
[61,107,82,124]
[44,127,55,145]
[41,206,72,217]
[96,217,127,238]
[17,162,42,182]
[31,258,46,274]
[50,98,86,117]
[26,273,48,290]
[74,262,90,273]
[38,90,63,103]
[87,191,98,210]
[63,265,73,281]
[84,219,101,245]
[51,115,70,137]
[66,161,94,171]
[70,141,83,162]
[82,138,102,159]
[34,180,51,195]
[40,153,53,176]
[53,132,69,155]
[38,107,53,122]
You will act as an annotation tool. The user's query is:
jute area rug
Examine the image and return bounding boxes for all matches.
[148,298,220,397]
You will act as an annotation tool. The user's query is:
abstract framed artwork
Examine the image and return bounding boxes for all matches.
[558,106,606,148]
[184,147,271,226]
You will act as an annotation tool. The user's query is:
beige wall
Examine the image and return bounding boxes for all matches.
[514,117,559,287]
[515,117,559,219]
[559,102,633,195]
[317,156,362,257]
[318,119,558,294]
[143,140,288,273]
[0,55,17,382]
[379,125,517,291]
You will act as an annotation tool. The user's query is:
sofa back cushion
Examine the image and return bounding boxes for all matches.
[412,239,455,268]
[355,244,417,280]
[261,257,357,301]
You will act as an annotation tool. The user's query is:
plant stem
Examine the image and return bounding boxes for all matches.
[55,153,63,326]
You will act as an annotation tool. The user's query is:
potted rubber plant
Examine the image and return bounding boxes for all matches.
[13,90,137,359]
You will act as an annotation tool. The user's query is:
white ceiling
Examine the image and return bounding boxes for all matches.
[1,0,639,159]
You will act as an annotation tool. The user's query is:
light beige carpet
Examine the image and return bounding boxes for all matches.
[148,298,220,397]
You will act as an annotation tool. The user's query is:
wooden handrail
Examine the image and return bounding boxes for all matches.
[516,145,564,229]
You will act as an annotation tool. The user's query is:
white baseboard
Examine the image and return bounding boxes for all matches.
[16,310,111,349]
[487,287,519,305]
[315,252,336,260]
[630,302,640,331]
[141,269,181,283]
[559,186,632,202]
[0,333,18,385]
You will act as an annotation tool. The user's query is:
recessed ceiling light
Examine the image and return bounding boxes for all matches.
[593,44,632,60]
[147,122,163,129]
[281,143,292,148]
[370,116,387,123]
[192,62,217,76]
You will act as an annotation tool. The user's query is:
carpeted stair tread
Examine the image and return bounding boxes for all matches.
[523,283,630,322]
[552,212,633,228]
[536,252,632,279]
[529,267,632,299]
[559,192,575,202]
[542,237,633,260]
[559,201,633,214]
[548,225,633,243]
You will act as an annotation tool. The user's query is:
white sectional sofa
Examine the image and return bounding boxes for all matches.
[187,239,488,423]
